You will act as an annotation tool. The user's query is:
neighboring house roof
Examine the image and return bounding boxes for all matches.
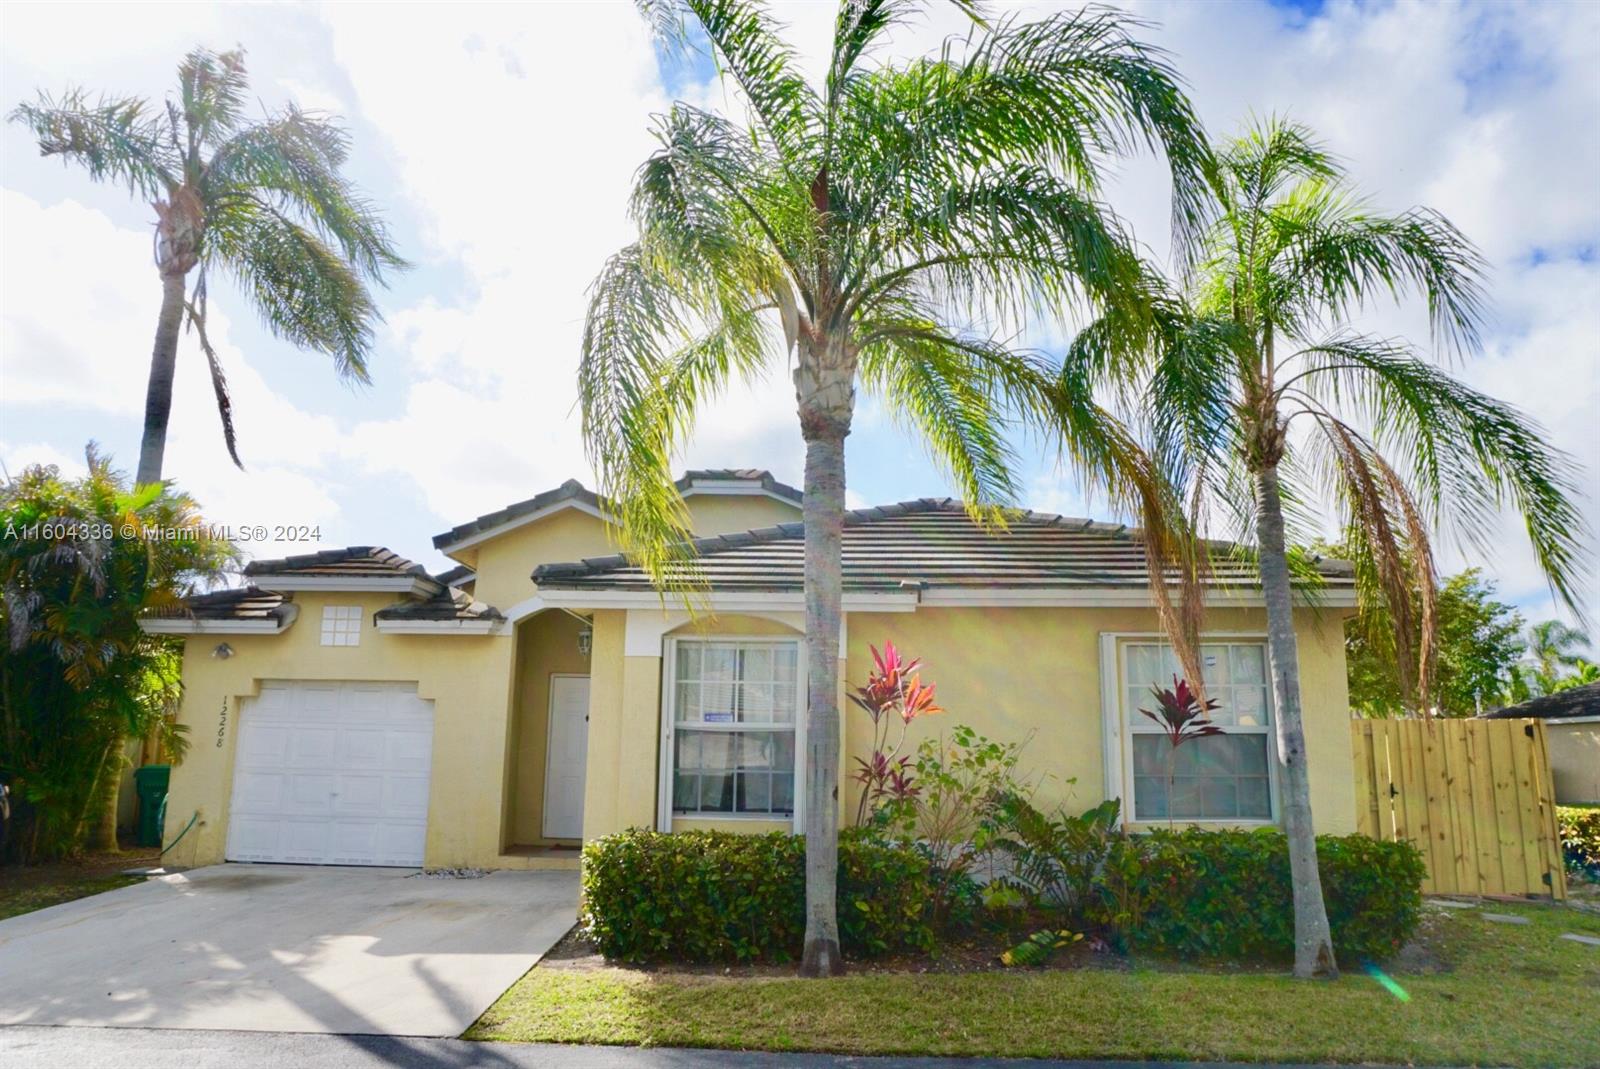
[1480,682,1600,721]
[243,546,440,595]
[531,498,1356,602]
[431,470,803,553]
[677,468,803,503]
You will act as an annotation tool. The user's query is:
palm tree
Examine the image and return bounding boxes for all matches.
[1081,117,1587,978]
[583,0,1214,976]
[10,47,405,487]
[1525,620,1591,692]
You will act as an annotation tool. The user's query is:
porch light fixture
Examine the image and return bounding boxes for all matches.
[577,627,593,656]
[212,642,234,659]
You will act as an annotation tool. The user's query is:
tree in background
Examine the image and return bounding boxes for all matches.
[1346,568,1525,717]
[587,0,1213,975]
[1075,117,1586,978]
[10,48,406,487]
[0,449,233,862]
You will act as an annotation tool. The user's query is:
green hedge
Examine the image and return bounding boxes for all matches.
[1100,828,1425,963]
[1558,806,1600,881]
[580,827,935,963]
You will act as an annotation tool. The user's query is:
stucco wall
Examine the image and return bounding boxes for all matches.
[841,604,1357,834]
[1548,722,1600,804]
[576,601,1358,841]
[161,590,516,869]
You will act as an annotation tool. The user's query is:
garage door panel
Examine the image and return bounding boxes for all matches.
[386,731,433,771]
[231,770,286,811]
[289,726,339,767]
[339,728,388,767]
[226,681,434,867]
[238,724,290,766]
[381,774,431,817]
[334,773,384,815]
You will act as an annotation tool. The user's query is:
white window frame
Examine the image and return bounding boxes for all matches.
[1100,632,1279,828]
[320,605,362,647]
[657,634,806,832]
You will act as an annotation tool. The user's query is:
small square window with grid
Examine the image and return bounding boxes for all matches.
[320,605,362,647]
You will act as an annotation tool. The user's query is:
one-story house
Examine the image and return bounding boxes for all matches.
[1480,683,1600,804]
[143,469,1361,871]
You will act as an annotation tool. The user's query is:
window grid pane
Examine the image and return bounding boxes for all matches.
[1124,641,1273,821]
[320,605,361,647]
[671,639,799,817]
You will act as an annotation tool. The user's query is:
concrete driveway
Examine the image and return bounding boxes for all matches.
[0,864,579,1037]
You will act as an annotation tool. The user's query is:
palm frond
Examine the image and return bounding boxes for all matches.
[177,47,250,150]
[8,91,177,198]
[209,202,378,382]
[674,0,822,163]
[1287,335,1587,615]
[206,106,407,279]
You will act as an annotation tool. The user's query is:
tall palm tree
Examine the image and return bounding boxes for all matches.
[584,0,1214,976]
[1078,117,1586,978]
[10,47,405,487]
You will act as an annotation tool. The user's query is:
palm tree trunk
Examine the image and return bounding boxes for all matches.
[796,342,851,976]
[88,737,124,853]
[1253,462,1338,979]
[798,428,846,977]
[136,272,188,487]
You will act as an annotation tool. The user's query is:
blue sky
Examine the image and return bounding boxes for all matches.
[2,0,1596,628]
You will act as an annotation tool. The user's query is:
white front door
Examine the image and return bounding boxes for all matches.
[225,681,434,867]
[543,675,590,840]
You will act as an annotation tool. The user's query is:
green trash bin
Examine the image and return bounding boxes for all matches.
[133,764,171,848]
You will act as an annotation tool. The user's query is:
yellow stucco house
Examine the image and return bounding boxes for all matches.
[143,469,1360,872]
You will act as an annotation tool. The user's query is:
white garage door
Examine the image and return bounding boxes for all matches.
[226,681,434,867]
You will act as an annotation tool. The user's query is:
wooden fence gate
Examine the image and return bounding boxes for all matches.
[1351,718,1567,899]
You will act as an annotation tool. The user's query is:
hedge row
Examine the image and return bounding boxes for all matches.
[580,827,935,963]
[581,825,1425,966]
[1102,828,1426,963]
[1558,805,1600,881]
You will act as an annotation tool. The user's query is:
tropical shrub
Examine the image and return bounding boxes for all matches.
[849,641,941,826]
[989,795,1423,962]
[876,724,1031,931]
[0,452,232,862]
[1558,806,1600,882]
[580,827,934,964]
[1108,828,1425,963]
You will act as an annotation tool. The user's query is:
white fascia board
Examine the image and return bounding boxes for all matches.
[918,587,1359,609]
[139,604,300,635]
[436,499,611,555]
[537,588,918,614]
[1541,714,1600,725]
[374,618,506,635]
[251,575,436,596]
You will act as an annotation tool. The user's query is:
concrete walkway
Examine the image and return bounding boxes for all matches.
[0,1026,1397,1069]
[0,865,578,1036]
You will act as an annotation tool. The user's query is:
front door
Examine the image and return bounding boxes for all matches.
[543,675,590,840]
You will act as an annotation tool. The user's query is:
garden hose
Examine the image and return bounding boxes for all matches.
[160,808,199,857]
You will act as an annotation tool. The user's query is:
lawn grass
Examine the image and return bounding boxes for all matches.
[0,872,143,920]
[469,898,1600,1066]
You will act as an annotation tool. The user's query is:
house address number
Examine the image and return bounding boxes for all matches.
[216,697,228,748]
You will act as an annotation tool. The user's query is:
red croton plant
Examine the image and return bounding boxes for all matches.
[849,640,942,825]
[1139,676,1224,828]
